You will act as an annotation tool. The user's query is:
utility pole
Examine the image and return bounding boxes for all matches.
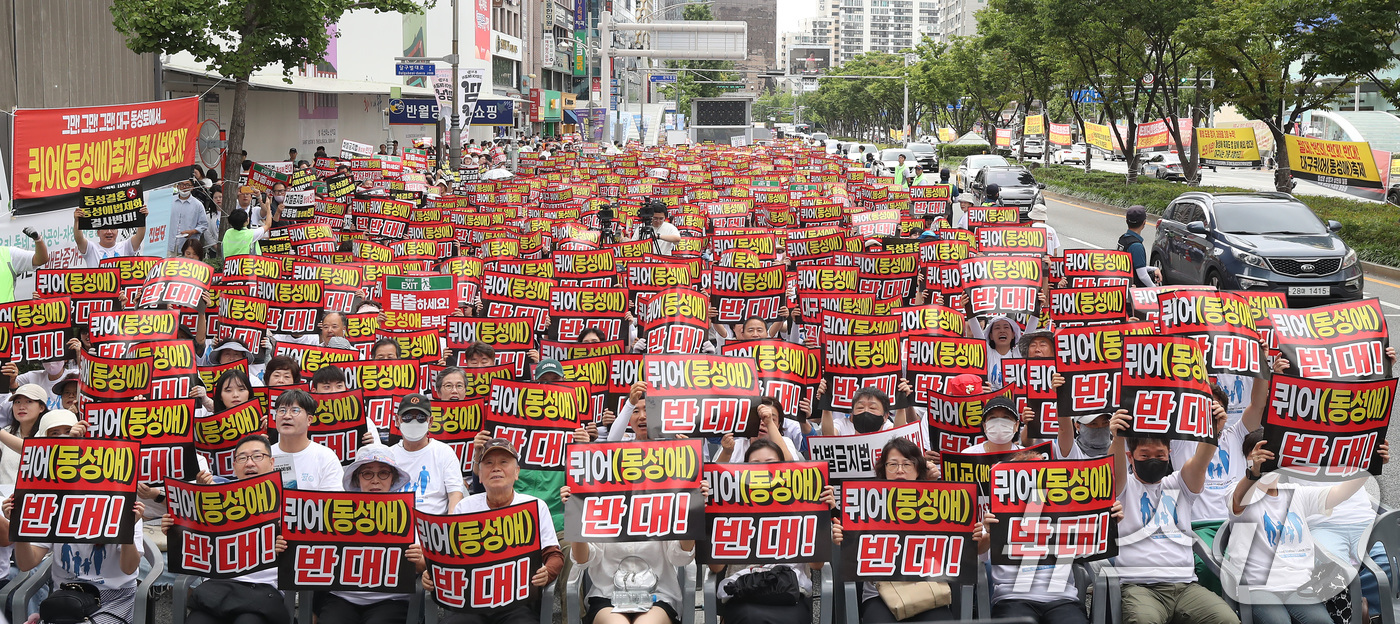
[450,0,461,170]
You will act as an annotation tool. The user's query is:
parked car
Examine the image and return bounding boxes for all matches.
[811,132,828,143]
[1053,143,1088,164]
[1387,181,1400,205]
[1150,192,1363,303]
[1022,137,1046,159]
[876,149,919,176]
[847,143,881,163]
[904,142,940,170]
[971,166,1045,214]
[1142,152,1185,181]
[955,153,1010,189]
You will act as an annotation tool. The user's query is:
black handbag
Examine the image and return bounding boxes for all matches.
[39,582,104,624]
[188,579,291,624]
[723,566,803,606]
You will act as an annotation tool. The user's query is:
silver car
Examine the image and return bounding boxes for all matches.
[955,153,1010,188]
[877,149,918,176]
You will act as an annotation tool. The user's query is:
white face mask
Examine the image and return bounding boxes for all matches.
[399,420,429,442]
[178,190,192,199]
[43,361,65,376]
[984,419,1017,445]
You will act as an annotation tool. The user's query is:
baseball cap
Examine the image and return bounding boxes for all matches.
[984,397,1019,421]
[1017,329,1055,355]
[533,358,565,380]
[212,339,251,354]
[12,384,46,403]
[479,438,519,463]
[325,337,354,351]
[398,393,432,419]
[946,374,984,397]
[1126,205,1148,227]
[1075,413,1109,425]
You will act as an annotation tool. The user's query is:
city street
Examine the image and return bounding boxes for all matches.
[1046,194,1400,503]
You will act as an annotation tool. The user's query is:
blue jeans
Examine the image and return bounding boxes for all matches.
[1249,602,1332,624]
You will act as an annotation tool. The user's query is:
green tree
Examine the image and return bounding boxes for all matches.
[656,4,739,117]
[110,0,431,225]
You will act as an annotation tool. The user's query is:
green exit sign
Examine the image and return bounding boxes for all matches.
[717,84,744,90]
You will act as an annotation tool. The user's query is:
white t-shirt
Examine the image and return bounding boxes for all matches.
[38,531,144,589]
[272,441,345,491]
[16,368,76,411]
[729,433,803,462]
[1226,483,1328,592]
[9,247,36,274]
[1214,374,1254,428]
[390,440,467,515]
[82,237,137,269]
[986,557,1079,604]
[635,222,681,256]
[1031,222,1061,256]
[452,492,559,549]
[1170,422,1246,523]
[1112,472,1200,583]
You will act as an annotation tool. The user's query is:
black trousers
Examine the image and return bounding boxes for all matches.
[992,598,1089,624]
[440,599,539,624]
[314,592,412,624]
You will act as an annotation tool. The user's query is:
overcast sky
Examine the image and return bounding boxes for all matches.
[778,0,819,38]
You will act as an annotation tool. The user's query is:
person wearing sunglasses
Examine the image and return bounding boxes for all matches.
[270,389,344,491]
[389,393,466,514]
[316,443,423,624]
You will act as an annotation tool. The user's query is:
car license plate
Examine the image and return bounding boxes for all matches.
[1288,286,1330,296]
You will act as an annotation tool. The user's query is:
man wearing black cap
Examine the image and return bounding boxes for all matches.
[1117,205,1160,287]
[390,393,466,514]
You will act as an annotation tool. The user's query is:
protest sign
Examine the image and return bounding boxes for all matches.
[80,352,152,400]
[1262,375,1395,477]
[942,441,1054,516]
[197,360,248,394]
[976,226,1047,255]
[808,421,929,480]
[1235,291,1288,355]
[309,389,369,463]
[217,294,269,348]
[719,340,820,419]
[36,268,121,324]
[280,490,417,592]
[482,271,554,333]
[822,333,900,412]
[898,305,968,339]
[923,387,1013,453]
[553,249,617,285]
[966,207,1019,229]
[1050,287,1129,325]
[1000,358,1059,439]
[127,339,197,399]
[638,288,709,355]
[11,438,140,543]
[139,258,212,310]
[101,256,161,303]
[1156,291,1262,377]
[165,473,282,577]
[839,480,978,582]
[960,256,1042,319]
[1196,127,1262,168]
[1054,323,1152,421]
[709,265,786,323]
[79,181,147,230]
[539,339,623,362]
[88,311,178,357]
[987,456,1117,565]
[1269,299,1391,381]
[82,398,197,484]
[275,342,359,376]
[699,461,831,564]
[549,287,629,342]
[1284,135,1384,199]
[485,380,583,470]
[1062,250,1132,287]
[646,355,760,439]
[257,279,324,336]
[382,274,457,330]
[447,317,535,376]
[339,360,423,432]
[193,401,268,476]
[1121,336,1217,443]
[430,399,486,473]
[0,296,72,362]
[906,336,988,401]
[564,439,705,542]
[415,502,544,611]
[910,184,953,217]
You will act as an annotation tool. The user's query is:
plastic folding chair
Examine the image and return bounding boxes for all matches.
[8,556,49,624]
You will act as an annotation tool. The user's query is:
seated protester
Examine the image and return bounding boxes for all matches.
[163,434,290,624]
[845,438,955,623]
[3,357,77,410]
[460,341,497,369]
[52,371,81,413]
[960,397,1035,454]
[311,365,348,393]
[950,194,977,229]
[715,439,839,624]
[263,355,302,387]
[577,328,607,344]
[271,389,345,491]
[1048,369,1118,460]
[435,367,469,401]
[820,384,913,437]
[717,397,802,462]
[967,315,1022,389]
[1,410,147,624]
[1171,381,1251,593]
[371,338,403,360]
[201,338,266,382]
[975,449,1124,624]
[1224,430,1378,624]
[0,384,48,484]
[316,444,419,624]
[607,382,650,442]
[423,439,563,624]
[390,394,466,514]
[282,311,351,347]
[1107,403,1239,624]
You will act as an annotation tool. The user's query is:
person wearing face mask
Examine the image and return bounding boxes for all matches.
[1107,402,1239,624]
[168,180,211,257]
[820,385,913,437]
[3,358,76,411]
[960,398,1024,454]
[389,394,466,515]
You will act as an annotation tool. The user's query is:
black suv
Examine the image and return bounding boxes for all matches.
[1149,192,1363,303]
[971,166,1045,215]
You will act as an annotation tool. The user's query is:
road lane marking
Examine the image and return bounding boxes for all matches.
[1066,237,1103,249]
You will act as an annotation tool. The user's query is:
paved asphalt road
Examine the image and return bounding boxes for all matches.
[1044,195,1400,505]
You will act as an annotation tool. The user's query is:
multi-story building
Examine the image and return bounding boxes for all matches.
[938,0,983,39]
[832,0,938,65]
